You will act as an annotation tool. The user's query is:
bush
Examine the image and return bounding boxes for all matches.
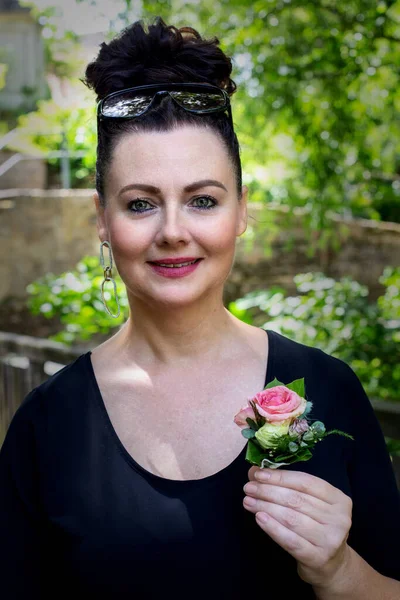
[26,256,129,344]
[229,267,400,402]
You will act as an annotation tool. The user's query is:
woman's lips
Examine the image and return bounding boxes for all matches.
[147,258,203,278]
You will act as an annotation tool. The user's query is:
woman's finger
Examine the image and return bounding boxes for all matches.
[249,467,348,505]
[254,510,316,563]
[243,480,334,524]
[245,498,327,547]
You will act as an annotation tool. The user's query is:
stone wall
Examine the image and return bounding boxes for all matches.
[1,189,399,308]
[0,189,98,301]
[228,205,400,302]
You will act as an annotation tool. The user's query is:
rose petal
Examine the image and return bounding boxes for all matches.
[233,405,256,429]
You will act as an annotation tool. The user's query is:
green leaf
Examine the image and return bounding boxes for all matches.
[273,448,313,464]
[241,428,256,439]
[325,429,354,441]
[245,439,265,466]
[274,452,296,462]
[264,377,286,390]
[286,378,305,398]
[311,421,326,435]
[246,417,259,431]
[292,450,313,463]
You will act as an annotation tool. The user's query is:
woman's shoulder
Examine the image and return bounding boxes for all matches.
[266,327,358,385]
[266,328,372,436]
[11,352,92,423]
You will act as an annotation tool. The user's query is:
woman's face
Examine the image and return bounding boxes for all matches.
[94,126,248,310]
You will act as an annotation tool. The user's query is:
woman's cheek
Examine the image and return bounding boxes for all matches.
[199,215,238,254]
[109,220,152,259]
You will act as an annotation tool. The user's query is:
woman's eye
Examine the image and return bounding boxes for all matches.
[127,196,217,212]
[128,199,153,213]
[191,195,217,210]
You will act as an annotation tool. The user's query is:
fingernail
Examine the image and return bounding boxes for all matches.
[255,469,271,481]
[256,512,268,523]
[244,483,257,494]
[244,496,256,506]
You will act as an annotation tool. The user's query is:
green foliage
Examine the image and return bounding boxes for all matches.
[8,3,95,186]
[229,267,400,401]
[0,48,9,132]
[13,0,400,241]
[26,256,129,345]
[386,437,400,456]
[141,0,400,231]
[244,421,348,468]
[0,63,7,91]
[378,265,400,324]
[9,98,97,187]
[20,3,84,79]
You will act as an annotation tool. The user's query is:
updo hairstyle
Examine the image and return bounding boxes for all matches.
[82,16,242,205]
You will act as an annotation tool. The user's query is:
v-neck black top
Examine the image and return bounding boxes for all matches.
[1,329,400,598]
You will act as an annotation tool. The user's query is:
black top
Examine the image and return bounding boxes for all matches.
[1,329,400,599]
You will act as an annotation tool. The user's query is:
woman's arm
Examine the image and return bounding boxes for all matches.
[243,467,400,599]
[312,362,400,598]
[242,359,400,594]
[0,389,53,597]
[313,544,400,599]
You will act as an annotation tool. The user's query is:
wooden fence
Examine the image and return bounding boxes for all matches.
[0,331,84,445]
[1,330,400,488]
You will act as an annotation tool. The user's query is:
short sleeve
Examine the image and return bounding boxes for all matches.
[344,363,400,581]
[0,389,55,597]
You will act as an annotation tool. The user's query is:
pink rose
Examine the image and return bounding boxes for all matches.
[234,386,307,428]
[254,386,307,422]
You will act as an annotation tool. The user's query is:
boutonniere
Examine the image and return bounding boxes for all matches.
[234,378,353,469]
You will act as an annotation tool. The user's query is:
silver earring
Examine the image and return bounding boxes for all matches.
[99,241,121,318]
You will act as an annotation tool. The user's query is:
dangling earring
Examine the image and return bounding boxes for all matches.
[99,240,121,318]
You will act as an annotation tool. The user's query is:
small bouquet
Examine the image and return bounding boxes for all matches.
[234,377,353,469]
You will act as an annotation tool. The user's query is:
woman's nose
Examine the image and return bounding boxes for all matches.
[154,205,191,246]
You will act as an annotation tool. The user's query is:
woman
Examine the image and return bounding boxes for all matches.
[1,17,399,599]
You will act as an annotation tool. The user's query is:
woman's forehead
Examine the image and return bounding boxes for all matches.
[108,126,233,192]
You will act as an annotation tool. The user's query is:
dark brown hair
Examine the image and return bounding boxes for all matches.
[82,16,242,204]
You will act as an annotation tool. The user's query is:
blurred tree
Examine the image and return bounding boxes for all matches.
[20,2,84,79]
[139,0,400,235]
[14,1,400,247]
[0,62,7,90]
[0,51,8,134]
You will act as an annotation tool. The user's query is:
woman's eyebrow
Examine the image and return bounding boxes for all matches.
[118,179,228,196]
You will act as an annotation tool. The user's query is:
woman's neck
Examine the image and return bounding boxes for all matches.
[107,296,241,367]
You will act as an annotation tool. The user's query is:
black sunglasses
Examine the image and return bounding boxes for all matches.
[97,82,233,129]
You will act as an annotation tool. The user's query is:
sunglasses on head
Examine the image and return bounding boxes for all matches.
[97,82,233,129]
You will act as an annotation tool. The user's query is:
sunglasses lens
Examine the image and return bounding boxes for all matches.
[170,91,226,112]
[101,90,226,117]
[101,93,153,117]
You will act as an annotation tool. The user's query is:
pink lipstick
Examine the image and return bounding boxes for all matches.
[147,257,203,278]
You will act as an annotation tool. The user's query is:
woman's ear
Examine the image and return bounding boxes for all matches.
[236,185,248,237]
[93,191,108,242]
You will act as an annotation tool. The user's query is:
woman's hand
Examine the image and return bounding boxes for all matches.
[243,466,353,588]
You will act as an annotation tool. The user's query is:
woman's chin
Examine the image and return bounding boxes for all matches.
[130,286,219,311]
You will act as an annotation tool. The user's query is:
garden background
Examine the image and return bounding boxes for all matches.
[0,0,399,483]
